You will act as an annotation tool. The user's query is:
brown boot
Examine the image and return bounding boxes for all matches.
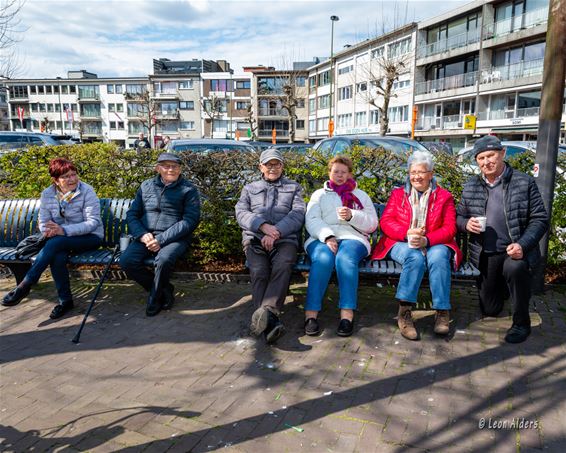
[434,310,450,335]
[398,304,418,340]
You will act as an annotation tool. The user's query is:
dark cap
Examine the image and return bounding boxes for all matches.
[259,148,284,164]
[157,152,182,164]
[473,136,504,157]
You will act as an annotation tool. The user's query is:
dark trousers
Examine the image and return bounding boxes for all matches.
[477,251,531,327]
[119,240,188,298]
[25,234,103,303]
[245,241,297,314]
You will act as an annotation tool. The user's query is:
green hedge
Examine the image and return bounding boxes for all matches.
[0,143,564,266]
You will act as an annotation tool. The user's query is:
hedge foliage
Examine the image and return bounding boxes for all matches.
[0,143,564,266]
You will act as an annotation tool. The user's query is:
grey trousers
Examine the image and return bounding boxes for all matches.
[245,240,298,314]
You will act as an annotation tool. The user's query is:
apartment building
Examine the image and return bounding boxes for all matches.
[413,0,564,150]
[246,65,309,143]
[307,24,417,142]
[200,67,253,140]
[0,84,9,131]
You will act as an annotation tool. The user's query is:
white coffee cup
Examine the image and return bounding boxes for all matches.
[476,216,487,232]
[120,235,131,252]
[408,234,421,249]
[336,206,343,218]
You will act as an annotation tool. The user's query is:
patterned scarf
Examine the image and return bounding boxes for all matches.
[409,186,431,232]
[328,178,364,210]
[56,187,81,218]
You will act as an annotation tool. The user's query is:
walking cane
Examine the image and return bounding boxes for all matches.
[72,244,120,344]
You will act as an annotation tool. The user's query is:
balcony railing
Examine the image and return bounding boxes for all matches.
[77,93,100,102]
[415,71,477,95]
[258,108,287,116]
[258,129,289,137]
[480,59,544,84]
[477,106,540,121]
[416,115,463,130]
[153,90,179,98]
[417,28,480,58]
[156,111,179,119]
[483,7,548,40]
[442,114,462,129]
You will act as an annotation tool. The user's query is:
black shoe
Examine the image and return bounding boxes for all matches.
[504,325,531,344]
[2,282,32,307]
[337,319,354,337]
[162,284,175,310]
[146,293,162,317]
[264,311,285,344]
[50,301,74,319]
[304,318,320,336]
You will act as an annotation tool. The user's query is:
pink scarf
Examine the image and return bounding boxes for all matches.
[328,178,364,210]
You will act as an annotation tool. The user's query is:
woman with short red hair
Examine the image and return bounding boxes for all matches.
[2,158,103,319]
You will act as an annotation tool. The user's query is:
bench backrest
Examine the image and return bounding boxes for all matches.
[0,198,133,248]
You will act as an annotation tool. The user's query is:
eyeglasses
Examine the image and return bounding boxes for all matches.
[262,162,282,169]
[409,171,431,177]
[159,164,181,171]
[59,172,78,180]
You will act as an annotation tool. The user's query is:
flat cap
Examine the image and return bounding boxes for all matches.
[473,135,504,157]
[259,148,284,164]
[157,152,182,164]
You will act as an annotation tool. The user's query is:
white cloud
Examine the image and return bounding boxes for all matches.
[15,0,467,78]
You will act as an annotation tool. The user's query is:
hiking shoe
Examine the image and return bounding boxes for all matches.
[162,283,175,310]
[264,311,285,344]
[50,300,74,319]
[250,306,270,336]
[304,318,320,336]
[336,318,354,337]
[398,304,418,340]
[504,325,531,344]
[2,282,32,307]
[434,310,450,335]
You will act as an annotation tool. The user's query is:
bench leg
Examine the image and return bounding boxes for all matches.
[5,263,32,285]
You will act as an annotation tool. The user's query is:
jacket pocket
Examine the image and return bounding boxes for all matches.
[249,187,266,210]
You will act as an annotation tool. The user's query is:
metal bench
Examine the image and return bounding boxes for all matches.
[293,203,480,280]
[0,198,141,284]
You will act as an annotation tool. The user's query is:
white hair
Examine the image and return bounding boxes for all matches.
[407,150,434,171]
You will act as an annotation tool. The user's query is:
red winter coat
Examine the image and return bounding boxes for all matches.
[371,183,463,269]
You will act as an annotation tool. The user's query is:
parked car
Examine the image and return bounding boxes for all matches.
[167,139,256,154]
[246,141,273,152]
[313,135,428,155]
[420,141,454,155]
[49,134,81,145]
[0,131,60,151]
[274,143,312,154]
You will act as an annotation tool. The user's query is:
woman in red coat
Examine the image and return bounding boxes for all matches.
[372,150,462,340]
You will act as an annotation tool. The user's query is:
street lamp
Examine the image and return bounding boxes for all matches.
[328,15,339,137]
[56,77,64,133]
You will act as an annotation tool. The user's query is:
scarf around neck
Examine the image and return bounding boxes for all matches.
[328,178,364,210]
[409,186,431,231]
[55,185,81,217]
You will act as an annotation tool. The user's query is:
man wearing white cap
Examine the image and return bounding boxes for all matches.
[235,148,306,343]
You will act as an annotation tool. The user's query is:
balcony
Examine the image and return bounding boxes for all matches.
[152,90,179,99]
[258,129,289,138]
[82,127,103,136]
[417,29,480,59]
[415,71,477,95]
[416,115,463,130]
[155,111,180,120]
[77,94,100,102]
[483,7,548,40]
[258,108,287,117]
[480,59,543,84]
[477,107,540,121]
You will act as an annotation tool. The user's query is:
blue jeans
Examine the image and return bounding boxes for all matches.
[390,242,452,310]
[25,234,102,303]
[305,239,368,312]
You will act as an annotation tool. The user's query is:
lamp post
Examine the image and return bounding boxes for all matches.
[56,77,64,133]
[328,15,339,137]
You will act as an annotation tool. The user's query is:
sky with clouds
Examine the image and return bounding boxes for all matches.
[14,0,467,78]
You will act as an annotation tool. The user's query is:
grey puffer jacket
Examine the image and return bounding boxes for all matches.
[235,177,306,246]
[127,175,201,246]
[39,182,103,239]
[456,163,548,268]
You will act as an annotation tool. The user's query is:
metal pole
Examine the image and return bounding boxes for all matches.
[329,15,339,137]
[533,0,566,293]
[57,77,64,133]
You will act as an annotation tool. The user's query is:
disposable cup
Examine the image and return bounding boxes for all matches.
[476,216,487,232]
[120,235,131,252]
[408,234,420,249]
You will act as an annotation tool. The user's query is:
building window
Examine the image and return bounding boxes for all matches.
[338,65,354,75]
[9,85,28,98]
[355,111,367,127]
[295,119,305,130]
[37,85,44,94]
[370,110,380,124]
[392,79,411,90]
[178,80,193,89]
[115,84,123,94]
[117,104,124,112]
[179,101,194,110]
[317,116,329,131]
[318,71,331,86]
[309,119,316,132]
[235,80,250,89]
[338,86,352,101]
[309,76,316,92]
[318,94,330,109]
[309,98,316,111]
[109,103,115,112]
[356,82,368,93]
[107,84,114,94]
[55,104,61,112]
[61,85,68,94]
[296,99,305,108]
[70,86,76,94]
[337,113,352,128]
[388,105,409,122]
[210,79,228,92]
[236,101,249,110]
[45,86,52,94]
[388,37,412,58]
[78,85,100,99]
[53,85,59,94]
[29,85,37,94]
[31,103,38,112]
[295,76,306,87]
[180,121,195,130]
[126,84,146,95]
[371,47,385,59]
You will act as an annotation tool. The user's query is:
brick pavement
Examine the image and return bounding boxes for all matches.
[0,273,565,452]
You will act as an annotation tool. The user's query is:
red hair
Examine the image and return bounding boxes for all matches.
[49,158,77,179]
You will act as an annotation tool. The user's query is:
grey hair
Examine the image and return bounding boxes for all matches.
[407,150,434,172]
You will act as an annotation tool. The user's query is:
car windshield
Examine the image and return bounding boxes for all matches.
[172,143,253,153]
[362,139,426,154]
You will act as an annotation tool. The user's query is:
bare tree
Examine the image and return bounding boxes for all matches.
[124,89,159,143]
[246,103,258,141]
[201,94,224,138]
[0,0,25,77]
[356,51,410,136]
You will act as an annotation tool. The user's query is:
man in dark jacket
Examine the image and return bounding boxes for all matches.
[457,136,548,343]
[121,152,201,316]
[235,148,305,343]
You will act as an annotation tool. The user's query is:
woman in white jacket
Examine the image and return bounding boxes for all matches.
[304,156,378,337]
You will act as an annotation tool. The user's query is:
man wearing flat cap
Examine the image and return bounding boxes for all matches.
[121,152,201,316]
[236,148,306,343]
[457,136,548,343]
